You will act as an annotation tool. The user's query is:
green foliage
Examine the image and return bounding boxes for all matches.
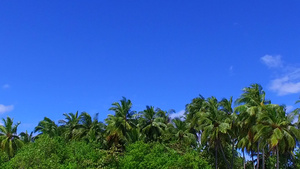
[1,86,300,168]
[1,135,113,169]
[2,135,64,168]
[0,117,23,157]
[119,141,211,169]
[0,150,9,164]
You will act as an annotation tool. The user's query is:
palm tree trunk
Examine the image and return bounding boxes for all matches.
[276,144,279,169]
[215,144,218,169]
[257,141,260,169]
[262,146,265,169]
[219,141,231,169]
[231,140,234,169]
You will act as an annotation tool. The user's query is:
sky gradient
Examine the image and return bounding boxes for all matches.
[1,1,300,132]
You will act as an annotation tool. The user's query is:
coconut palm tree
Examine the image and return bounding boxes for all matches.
[20,130,34,143]
[185,95,206,143]
[34,117,59,137]
[58,111,82,140]
[199,96,231,169]
[105,97,136,147]
[255,105,300,169]
[220,97,238,169]
[169,117,196,146]
[138,106,166,142]
[235,84,271,169]
[79,112,106,143]
[0,117,23,157]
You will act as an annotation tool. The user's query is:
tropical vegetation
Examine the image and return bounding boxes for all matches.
[1,84,300,168]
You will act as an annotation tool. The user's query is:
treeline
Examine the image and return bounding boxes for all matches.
[0,84,300,169]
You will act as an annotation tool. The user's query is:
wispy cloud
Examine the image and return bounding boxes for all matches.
[0,104,14,114]
[170,110,185,119]
[2,84,10,89]
[229,66,234,76]
[270,76,300,95]
[286,105,294,113]
[261,55,283,68]
[261,55,300,96]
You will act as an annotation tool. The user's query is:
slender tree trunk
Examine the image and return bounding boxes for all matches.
[219,141,231,169]
[215,144,218,169]
[231,140,235,169]
[257,141,260,169]
[262,146,265,169]
[276,144,279,169]
[243,149,246,169]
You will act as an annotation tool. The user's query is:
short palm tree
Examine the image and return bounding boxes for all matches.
[0,117,23,157]
[169,118,196,146]
[34,117,59,137]
[105,97,136,147]
[80,112,106,143]
[138,106,166,142]
[20,130,34,143]
[59,111,82,140]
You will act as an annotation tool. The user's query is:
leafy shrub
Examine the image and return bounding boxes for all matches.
[119,141,211,169]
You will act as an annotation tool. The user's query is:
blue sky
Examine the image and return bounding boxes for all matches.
[1,1,300,133]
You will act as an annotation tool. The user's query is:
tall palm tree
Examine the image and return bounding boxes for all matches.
[255,105,300,169]
[235,84,271,169]
[34,117,59,137]
[199,96,231,169]
[58,111,82,140]
[0,117,23,157]
[105,97,136,147]
[185,95,206,143]
[138,106,166,142]
[220,97,238,169]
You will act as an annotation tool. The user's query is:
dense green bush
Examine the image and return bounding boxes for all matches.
[119,141,211,169]
[1,135,112,169]
[1,135,64,169]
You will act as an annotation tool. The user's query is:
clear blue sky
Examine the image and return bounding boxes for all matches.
[1,0,300,133]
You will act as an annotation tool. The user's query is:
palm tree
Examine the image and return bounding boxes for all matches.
[58,111,82,140]
[255,105,300,169]
[138,106,166,142]
[220,97,238,169]
[105,97,136,147]
[20,130,34,143]
[199,96,231,169]
[185,95,206,143]
[168,118,196,146]
[235,84,271,169]
[0,117,23,157]
[34,117,59,137]
[79,112,106,143]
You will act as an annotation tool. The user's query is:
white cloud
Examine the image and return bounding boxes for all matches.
[2,84,10,89]
[269,69,300,95]
[261,55,300,96]
[261,55,282,68]
[0,104,14,114]
[170,110,185,119]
